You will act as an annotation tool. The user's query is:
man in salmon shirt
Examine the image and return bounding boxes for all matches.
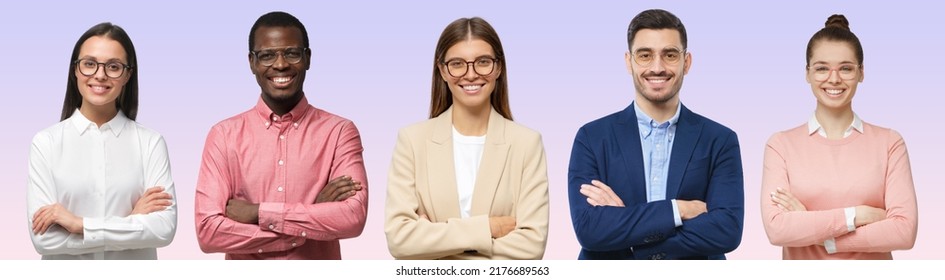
[195,11,368,259]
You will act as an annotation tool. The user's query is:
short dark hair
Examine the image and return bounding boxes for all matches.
[61,22,138,121]
[626,9,688,50]
[806,14,864,66]
[249,11,309,51]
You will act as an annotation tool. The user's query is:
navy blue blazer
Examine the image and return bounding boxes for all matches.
[568,103,744,260]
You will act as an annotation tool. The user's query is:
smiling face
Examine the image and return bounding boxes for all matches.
[626,29,691,106]
[75,35,130,112]
[806,40,863,112]
[439,38,501,112]
[249,26,310,102]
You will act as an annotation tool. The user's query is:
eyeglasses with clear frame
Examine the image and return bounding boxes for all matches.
[75,58,131,78]
[251,47,308,67]
[630,48,685,67]
[441,57,498,77]
[808,63,860,82]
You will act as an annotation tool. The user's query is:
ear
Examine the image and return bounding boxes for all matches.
[682,52,692,75]
[858,64,865,83]
[303,48,312,71]
[437,62,450,83]
[805,66,813,84]
[624,51,634,75]
[248,52,257,74]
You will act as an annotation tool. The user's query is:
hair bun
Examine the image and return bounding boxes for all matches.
[825,14,851,31]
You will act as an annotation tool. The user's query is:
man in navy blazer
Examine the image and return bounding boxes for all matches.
[568,9,744,260]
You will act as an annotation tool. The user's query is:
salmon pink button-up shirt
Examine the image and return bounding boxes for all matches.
[195,96,368,259]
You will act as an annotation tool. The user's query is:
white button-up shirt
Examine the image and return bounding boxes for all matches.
[27,110,177,259]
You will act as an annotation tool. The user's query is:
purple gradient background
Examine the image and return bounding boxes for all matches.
[3,1,941,260]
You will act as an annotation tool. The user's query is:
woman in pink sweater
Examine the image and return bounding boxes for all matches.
[761,14,918,259]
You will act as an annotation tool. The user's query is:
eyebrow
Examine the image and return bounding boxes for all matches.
[78,56,127,63]
[811,60,858,65]
[632,47,682,53]
[444,54,497,61]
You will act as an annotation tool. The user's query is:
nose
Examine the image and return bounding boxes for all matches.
[92,64,108,80]
[271,53,289,69]
[826,69,842,83]
[462,62,478,80]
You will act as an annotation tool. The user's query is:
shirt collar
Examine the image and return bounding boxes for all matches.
[69,109,129,137]
[807,112,864,136]
[254,95,311,129]
[634,101,681,134]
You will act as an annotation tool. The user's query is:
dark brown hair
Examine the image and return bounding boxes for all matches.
[806,14,864,65]
[61,22,138,121]
[627,9,687,50]
[429,17,512,120]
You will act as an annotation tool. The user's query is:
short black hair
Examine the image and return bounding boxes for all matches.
[627,9,688,50]
[248,11,309,51]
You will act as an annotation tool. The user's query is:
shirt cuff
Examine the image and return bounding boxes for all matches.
[824,238,838,254]
[73,217,105,248]
[671,199,683,227]
[258,202,285,233]
[844,206,856,232]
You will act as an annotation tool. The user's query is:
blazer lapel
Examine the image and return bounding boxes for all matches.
[666,105,702,199]
[470,108,510,215]
[613,105,647,205]
[427,108,461,220]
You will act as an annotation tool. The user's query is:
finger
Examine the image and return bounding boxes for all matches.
[39,210,57,234]
[586,197,605,207]
[590,180,608,189]
[580,186,607,203]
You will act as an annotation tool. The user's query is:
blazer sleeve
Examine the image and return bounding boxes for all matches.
[257,121,368,241]
[385,129,485,259]
[27,133,103,256]
[195,125,301,254]
[489,133,549,259]
[568,126,678,252]
[834,130,917,252]
[761,133,850,247]
[632,130,744,259]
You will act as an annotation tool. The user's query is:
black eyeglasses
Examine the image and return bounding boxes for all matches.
[75,59,131,78]
[441,57,498,77]
[251,47,308,67]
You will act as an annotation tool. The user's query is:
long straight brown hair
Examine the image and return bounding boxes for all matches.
[429,17,512,120]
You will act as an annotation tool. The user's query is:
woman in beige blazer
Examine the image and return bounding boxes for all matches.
[384,17,549,260]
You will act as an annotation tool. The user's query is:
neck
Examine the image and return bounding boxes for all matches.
[451,102,491,136]
[635,95,679,123]
[262,92,303,116]
[79,103,119,127]
[815,104,854,140]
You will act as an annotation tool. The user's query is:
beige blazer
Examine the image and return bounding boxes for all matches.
[384,107,549,260]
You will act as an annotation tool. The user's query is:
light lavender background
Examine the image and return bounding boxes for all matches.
[2,0,941,259]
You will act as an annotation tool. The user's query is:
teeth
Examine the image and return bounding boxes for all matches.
[825,89,843,95]
[90,85,108,93]
[462,85,482,91]
[646,78,667,83]
[272,77,292,83]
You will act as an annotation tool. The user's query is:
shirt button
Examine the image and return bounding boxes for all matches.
[653,177,658,181]
[268,224,275,230]
[293,123,299,128]
[279,135,285,140]
[258,249,263,253]
[278,160,284,166]
[264,122,270,127]
[301,231,307,237]
[291,242,297,247]
[277,186,284,192]
[272,116,278,121]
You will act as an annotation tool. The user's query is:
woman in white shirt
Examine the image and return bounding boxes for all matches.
[384,17,549,259]
[27,22,177,260]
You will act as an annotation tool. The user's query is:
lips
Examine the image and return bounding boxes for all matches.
[268,75,295,88]
[88,84,111,95]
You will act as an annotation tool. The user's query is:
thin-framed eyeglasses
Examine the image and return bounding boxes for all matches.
[808,63,860,82]
[630,48,685,67]
[251,47,308,67]
[75,59,131,78]
[441,57,498,77]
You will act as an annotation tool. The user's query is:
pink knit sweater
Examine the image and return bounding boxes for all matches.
[761,122,918,259]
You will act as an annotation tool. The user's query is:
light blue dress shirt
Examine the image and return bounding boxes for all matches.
[634,101,682,226]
